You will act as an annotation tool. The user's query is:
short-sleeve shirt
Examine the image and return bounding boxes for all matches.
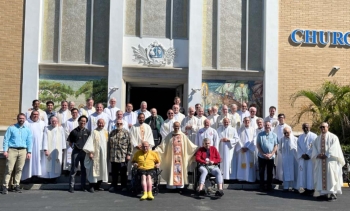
[132,150,160,170]
[67,127,91,150]
[256,131,278,159]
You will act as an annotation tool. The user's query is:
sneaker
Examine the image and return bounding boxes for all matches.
[147,191,154,200]
[14,186,22,193]
[140,192,148,200]
[89,187,94,193]
[2,187,8,195]
[68,187,74,193]
[215,190,224,197]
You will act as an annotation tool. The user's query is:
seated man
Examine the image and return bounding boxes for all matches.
[195,138,224,197]
[132,141,160,200]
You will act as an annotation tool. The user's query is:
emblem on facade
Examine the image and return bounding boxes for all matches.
[131,40,175,67]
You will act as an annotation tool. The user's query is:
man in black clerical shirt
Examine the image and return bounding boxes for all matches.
[67,115,91,193]
[144,108,164,149]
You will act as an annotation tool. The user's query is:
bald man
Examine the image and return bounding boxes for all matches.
[195,119,219,150]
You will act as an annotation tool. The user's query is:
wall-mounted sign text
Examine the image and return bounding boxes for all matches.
[291,29,350,46]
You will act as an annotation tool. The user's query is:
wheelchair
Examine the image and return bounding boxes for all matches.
[193,163,221,196]
[342,154,350,187]
[129,166,162,197]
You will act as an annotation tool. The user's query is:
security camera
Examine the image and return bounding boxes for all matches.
[332,66,340,70]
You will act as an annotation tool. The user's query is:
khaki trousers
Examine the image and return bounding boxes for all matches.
[2,148,27,188]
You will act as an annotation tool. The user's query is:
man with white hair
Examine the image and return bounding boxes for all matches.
[104,97,120,121]
[68,101,75,111]
[230,104,241,129]
[216,105,238,129]
[236,117,256,182]
[217,117,239,179]
[181,106,198,144]
[134,101,151,119]
[195,119,219,150]
[160,109,176,139]
[88,103,110,131]
[196,107,207,129]
[123,103,138,128]
[79,98,96,118]
[248,107,260,130]
[109,110,129,133]
[173,104,185,123]
[207,106,219,128]
[312,122,345,201]
[279,127,298,192]
[237,102,250,123]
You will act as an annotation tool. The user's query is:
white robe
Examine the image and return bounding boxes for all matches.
[104,106,120,121]
[278,136,298,189]
[129,123,154,149]
[21,119,46,180]
[249,116,260,130]
[63,118,79,171]
[40,126,66,178]
[26,109,48,125]
[196,116,207,129]
[56,109,71,127]
[79,106,96,118]
[312,132,345,195]
[236,127,256,182]
[181,116,198,144]
[217,125,239,179]
[238,110,250,123]
[264,116,278,130]
[297,132,317,190]
[87,112,110,131]
[160,118,176,139]
[207,114,219,129]
[195,127,219,150]
[134,109,151,119]
[123,111,137,126]
[108,119,129,133]
[174,112,185,123]
[83,129,109,183]
[273,123,292,181]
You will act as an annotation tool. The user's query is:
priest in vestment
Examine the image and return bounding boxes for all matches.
[273,113,292,181]
[230,104,241,129]
[40,116,66,181]
[87,103,110,131]
[196,119,219,150]
[173,104,185,123]
[216,105,239,129]
[104,97,120,121]
[312,122,345,201]
[195,107,207,129]
[108,110,129,133]
[278,127,298,191]
[160,109,176,139]
[123,103,138,128]
[248,107,260,130]
[130,113,155,151]
[134,101,151,119]
[83,119,109,193]
[297,123,317,195]
[56,101,72,127]
[207,106,219,128]
[236,117,256,182]
[63,108,79,171]
[79,98,96,117]
[217,118,239,179]
[154,122,198,189]
[26,99,48,125]
[181,106,198,144]
[22,110,46,180]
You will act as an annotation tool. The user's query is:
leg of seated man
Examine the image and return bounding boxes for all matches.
[140,174,148,200]
[211,168,223,190]
[198,166,208,191]
[147,175,154,200]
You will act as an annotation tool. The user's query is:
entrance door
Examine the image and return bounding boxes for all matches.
[129,87,176,120]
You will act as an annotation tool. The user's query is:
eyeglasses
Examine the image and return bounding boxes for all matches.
[168,113,174,114]
[116,123,123,125]
[284,132,289,135]
[319,126,326,129]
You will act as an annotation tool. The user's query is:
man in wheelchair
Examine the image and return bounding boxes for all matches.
[195,138,224,197]
[132,141,160,200]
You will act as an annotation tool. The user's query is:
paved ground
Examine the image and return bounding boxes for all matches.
[0,188,349,211]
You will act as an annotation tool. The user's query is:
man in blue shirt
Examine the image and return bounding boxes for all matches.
[256,121,278,191]
[2,113,33,194]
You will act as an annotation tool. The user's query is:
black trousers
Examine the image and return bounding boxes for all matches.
[69,149,86,188]
[258,157,274,187]
[111,162,128,188]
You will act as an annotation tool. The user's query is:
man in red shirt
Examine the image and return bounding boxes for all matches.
[195,138,224,197]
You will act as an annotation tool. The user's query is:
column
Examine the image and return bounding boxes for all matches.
[187,0,203,108]
[108,0,125,110]
[263,0,279,117]
[21,0,41,112]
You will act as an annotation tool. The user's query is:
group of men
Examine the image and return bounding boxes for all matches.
[1,98,345,202]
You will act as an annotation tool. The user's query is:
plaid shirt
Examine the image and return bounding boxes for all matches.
[109,128,132,163]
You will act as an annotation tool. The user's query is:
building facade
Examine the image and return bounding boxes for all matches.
[0,0,349,144]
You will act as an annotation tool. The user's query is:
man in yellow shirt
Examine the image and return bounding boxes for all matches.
[132,141,160,200]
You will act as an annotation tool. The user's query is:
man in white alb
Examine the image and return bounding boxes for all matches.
[230,104,241,129]
[196,119,219,150]
[63,108,80,171]
[248,107,260,130]
[196,107,207,129]
[160,109,176,139]
[130,113,155,152]
[181,107,198,144]
[217,118,239,179]
[134,101,151,119]
[87,103,110,131]
[109,110,129,133]
[56,101,72,127]
[237,102,250,123]
[68,101,75,111]
[104,97,120,121]
[216,105,236,129]
[79,98,96,118]
[264,106,278,130]
[26,99,48,125]
[123,103,138,129]
[173,104,185,123]
[207,106,219,128]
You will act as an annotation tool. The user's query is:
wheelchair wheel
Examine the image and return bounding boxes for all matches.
[152,186,159,196]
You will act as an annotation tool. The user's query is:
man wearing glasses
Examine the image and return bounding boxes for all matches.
[312,122,345,201]
[160,109,176,139]
[248,106,260,130]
